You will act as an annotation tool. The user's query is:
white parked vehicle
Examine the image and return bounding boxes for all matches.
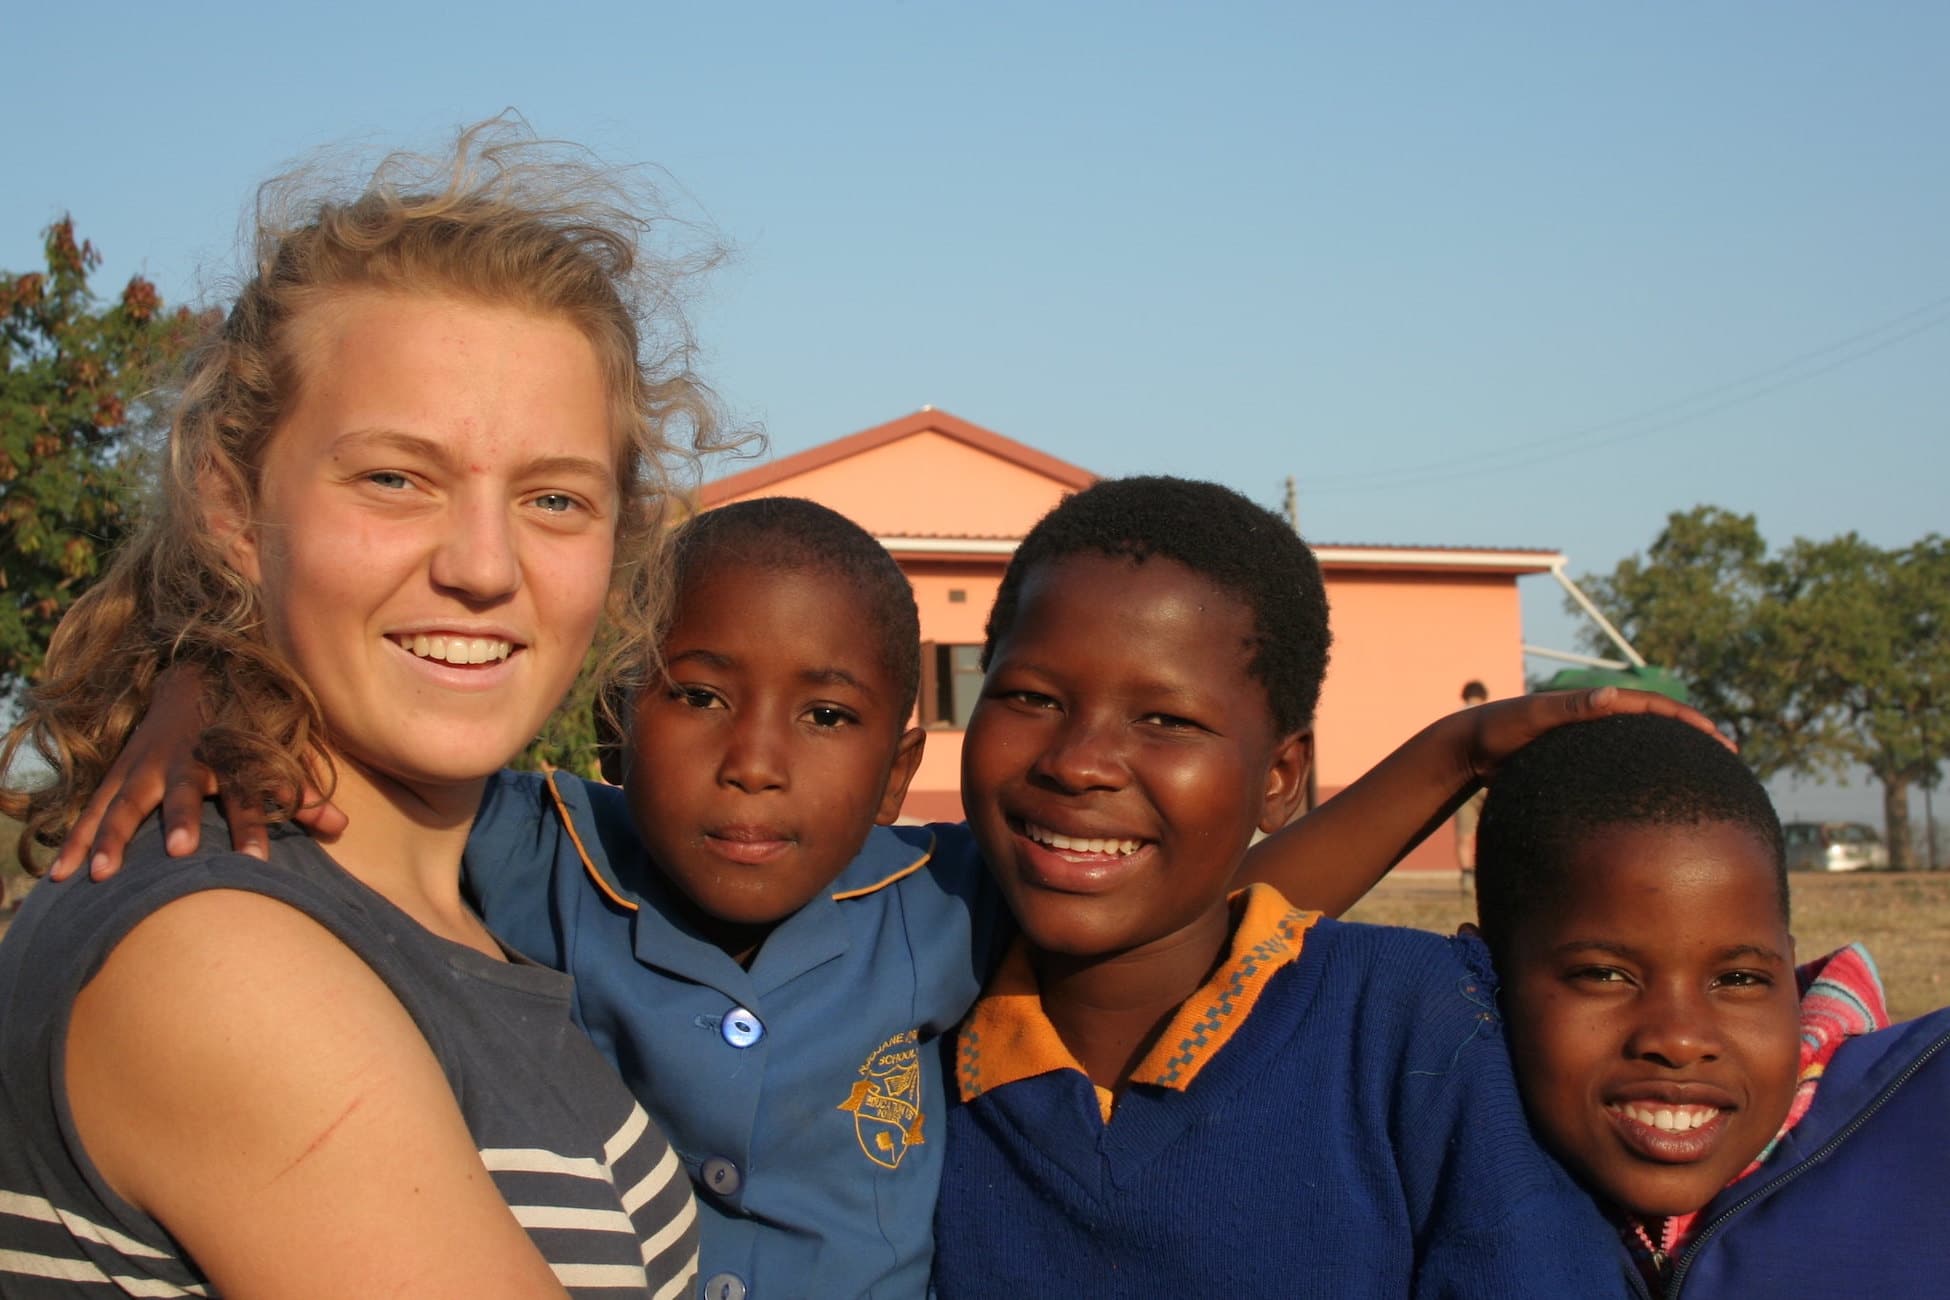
[1783,821,1890,872]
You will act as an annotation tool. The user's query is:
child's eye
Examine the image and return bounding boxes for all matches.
[804,705,855,729]
[1001,689,1059,710]
[671,686,724,710]
[1714,970,1773,990]
[531,492,582,515]
[1139,712,1204,731]
[1567,965,1632,986]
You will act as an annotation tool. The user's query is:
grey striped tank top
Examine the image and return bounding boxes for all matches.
[0,810,697,1297]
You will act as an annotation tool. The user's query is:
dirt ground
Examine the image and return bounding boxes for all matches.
[1345,869,1950,1023]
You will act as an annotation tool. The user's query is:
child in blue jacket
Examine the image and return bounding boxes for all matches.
[1474,713,1950,1298]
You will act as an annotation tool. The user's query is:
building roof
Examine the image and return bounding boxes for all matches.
[1312,544,1563,575]
[700,408,1098,507]
[871,537,1562,573]
[698,410,1563,576]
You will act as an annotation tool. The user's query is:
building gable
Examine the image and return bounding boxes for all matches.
[702,409,1096,539]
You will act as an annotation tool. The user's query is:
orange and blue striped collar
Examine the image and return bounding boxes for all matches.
[956,883,1321,1121]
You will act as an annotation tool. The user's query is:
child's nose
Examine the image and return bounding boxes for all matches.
[1030,715,1125,793]
[1625,987,1724,1069]
[718,715,788,794]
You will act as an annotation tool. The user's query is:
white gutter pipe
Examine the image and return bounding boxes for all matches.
[1523,645,1632,670]
[1549,563,1648,669]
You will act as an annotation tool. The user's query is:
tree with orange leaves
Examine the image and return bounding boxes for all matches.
[0,219,198,707]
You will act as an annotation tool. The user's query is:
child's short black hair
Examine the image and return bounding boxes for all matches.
[982,476,1331,735]
[1475,713,1788,950]
[670,497,921,714]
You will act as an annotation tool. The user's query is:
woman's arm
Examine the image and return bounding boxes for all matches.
[66,890,572,1299]
[1238,687,1728,917]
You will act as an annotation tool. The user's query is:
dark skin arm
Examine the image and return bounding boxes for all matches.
[1238,686,1731,916]
[49,666,346,879]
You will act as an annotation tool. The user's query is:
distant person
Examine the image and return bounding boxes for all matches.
[1456,679,1490,891]
[1476,714,1950,1297]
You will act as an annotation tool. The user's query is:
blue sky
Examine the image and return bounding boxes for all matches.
[8,2,1944,823]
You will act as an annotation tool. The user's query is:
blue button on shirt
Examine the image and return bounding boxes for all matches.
[465,772,1003,1299]
[720,1008,765,1049]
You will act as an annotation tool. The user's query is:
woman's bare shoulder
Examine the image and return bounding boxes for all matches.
[66,888,571,1298]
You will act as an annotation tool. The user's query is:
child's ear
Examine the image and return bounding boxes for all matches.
[1256,730,1313,835]
[873,726,929,825]
[200,466,263,584]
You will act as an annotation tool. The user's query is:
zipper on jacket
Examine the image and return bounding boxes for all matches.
[1666,1026,1950,1296]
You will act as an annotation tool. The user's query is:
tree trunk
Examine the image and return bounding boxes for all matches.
[1884,774,1914,870]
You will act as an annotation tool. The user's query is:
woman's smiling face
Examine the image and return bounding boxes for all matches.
[1497,820,1801,1220]
[231,291,619,800]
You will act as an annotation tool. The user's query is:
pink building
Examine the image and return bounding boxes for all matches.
[703,409,1560,871]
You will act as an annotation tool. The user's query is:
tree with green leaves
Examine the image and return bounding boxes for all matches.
[1579,507,1950,867]
[1779,533,1950,868]
[1575,507,1823,775]
[1,219,198,708]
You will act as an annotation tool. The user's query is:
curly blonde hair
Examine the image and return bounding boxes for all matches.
[2,118,742,871]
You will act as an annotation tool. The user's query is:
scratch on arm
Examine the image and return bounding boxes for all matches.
[273,1095,366,1181]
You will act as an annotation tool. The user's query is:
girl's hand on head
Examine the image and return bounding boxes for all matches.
[1462,687,1732,785]
[49,666,347,881]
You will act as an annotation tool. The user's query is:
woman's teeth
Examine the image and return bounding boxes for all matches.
[1613,1103,1722,1133]
[396,634,513,665]
[1024,823,1143,856]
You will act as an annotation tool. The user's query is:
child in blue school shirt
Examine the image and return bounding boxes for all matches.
[80,496,1708,1298]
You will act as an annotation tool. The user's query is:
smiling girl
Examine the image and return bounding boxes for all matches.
[0,124,722,1297]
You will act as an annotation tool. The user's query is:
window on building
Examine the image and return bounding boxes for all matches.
[918,642,985,728]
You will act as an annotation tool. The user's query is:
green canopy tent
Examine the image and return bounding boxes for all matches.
[1535,664,1691,704]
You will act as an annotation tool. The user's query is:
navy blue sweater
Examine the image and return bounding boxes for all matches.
[934,920,1626,1299]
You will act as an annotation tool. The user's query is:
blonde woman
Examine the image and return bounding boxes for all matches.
[0,125,718,1298]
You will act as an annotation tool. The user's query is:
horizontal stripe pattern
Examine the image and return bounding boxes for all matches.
[0,1190,208,1298]
[478,1103,697,1295]
[0,1248,210,1297]
[0,1193,175,1262]
[0,829,699,1298]
[2,1104,694,1297]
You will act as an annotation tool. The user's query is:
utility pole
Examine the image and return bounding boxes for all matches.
[1282,475,1298,533]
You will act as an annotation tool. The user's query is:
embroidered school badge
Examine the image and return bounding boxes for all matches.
[837,1030,926,1169]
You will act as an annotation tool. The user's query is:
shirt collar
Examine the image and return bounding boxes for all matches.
[957,883,1320,1120]
[539,770,936,993]
[540,769,936,910]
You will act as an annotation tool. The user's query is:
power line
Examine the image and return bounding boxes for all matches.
[1304,294,1950,495]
